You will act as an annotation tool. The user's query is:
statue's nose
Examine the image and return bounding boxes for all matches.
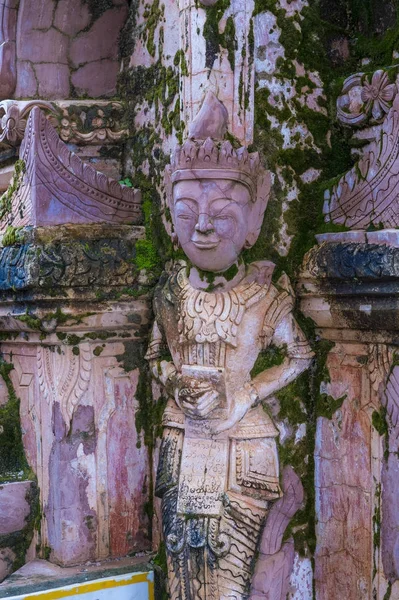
[195,213,214,234]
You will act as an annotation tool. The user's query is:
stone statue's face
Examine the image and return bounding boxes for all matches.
[172,178,252,272]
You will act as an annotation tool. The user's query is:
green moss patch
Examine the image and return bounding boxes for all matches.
[0,359,31,482]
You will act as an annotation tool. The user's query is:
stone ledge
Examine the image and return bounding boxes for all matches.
[302,241,399,282]
[299,241,399,335]
[0,557,154,598]
[0,225,146,300]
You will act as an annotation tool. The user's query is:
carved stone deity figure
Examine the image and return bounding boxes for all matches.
[146,93,313,599]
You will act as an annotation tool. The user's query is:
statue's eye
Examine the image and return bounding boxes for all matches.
[177,214,194,220]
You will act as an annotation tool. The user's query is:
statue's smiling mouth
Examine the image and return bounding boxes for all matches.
[192,240,219,249]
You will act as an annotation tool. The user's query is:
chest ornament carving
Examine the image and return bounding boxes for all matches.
[167,263,272,348]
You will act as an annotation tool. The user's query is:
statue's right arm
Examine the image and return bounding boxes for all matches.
[145,319,178,393]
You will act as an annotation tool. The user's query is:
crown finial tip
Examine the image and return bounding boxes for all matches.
[188,91,228,141]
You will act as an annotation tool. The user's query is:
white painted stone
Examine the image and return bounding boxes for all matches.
[367,229,399,247]
[287,553,313,599]
[295,423,307,444]
[300,168,321,184]
[279,0,309,18]
[254,12,284,76]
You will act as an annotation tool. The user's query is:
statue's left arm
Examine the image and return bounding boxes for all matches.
[252,311,314,400]
[215,281,313,433]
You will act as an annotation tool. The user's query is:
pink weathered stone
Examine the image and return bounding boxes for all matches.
[380,364,399,581]
[0,481,33,535]
[315,349,373,600]
[71,59,120,98]
[14,61,38,98]
[4,316,151,566]
[381,453,399,581]
[250,541,295,600]
[188,91,229,139]
[0,2,17,99]
[0,548,16,583]
[18,0,54,32]
[53,0,91,36]
[250,467,304,599]
[69,7,128,68]
[36,64,70,99]
[107,371,151,557]
[18,29,69,64]
[2,107,141,229]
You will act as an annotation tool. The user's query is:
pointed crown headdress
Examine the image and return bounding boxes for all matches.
[166,92,271,248]
[168,92,270,202]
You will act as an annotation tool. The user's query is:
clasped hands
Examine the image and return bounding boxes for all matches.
[174,374,259,433]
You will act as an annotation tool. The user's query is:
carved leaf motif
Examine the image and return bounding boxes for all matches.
[37,343,92,429]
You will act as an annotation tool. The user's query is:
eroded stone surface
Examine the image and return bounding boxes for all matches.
[71,60,120,98]
[315,347,373,600]
[53,0,91,36]
[36,65,70,99]
[15,0,129,100]
[0,548,16,584]
[0,481,32,535]
[0,1,17,99]
[69,7,128,67]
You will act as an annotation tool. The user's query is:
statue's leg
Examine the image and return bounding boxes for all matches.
[217,497,268,600]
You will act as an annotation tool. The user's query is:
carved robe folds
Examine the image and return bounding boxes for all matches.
[147,262,313,599]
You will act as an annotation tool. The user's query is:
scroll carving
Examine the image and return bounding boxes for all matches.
[0,100,129,146]
[336,70,397,127]
[1,107,141,229]
[0,99,54,145]
[146,92,313,599]
[324,68,399,229]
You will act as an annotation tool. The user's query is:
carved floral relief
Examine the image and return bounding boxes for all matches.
[0,100,128,147]
[146,92,313,599]
[324,67,399,229]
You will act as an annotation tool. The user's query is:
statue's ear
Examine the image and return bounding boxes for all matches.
[164,164,175,224]
[164,164,180,248]
[244,169,271,249]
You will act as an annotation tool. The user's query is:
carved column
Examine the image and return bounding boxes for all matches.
[0,108,153,567]
[298,66,399,599]
[298,238,399,599]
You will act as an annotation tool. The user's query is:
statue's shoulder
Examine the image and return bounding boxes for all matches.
[153,260,188,317]
[262,272,296,335]
[245,260,275,288]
